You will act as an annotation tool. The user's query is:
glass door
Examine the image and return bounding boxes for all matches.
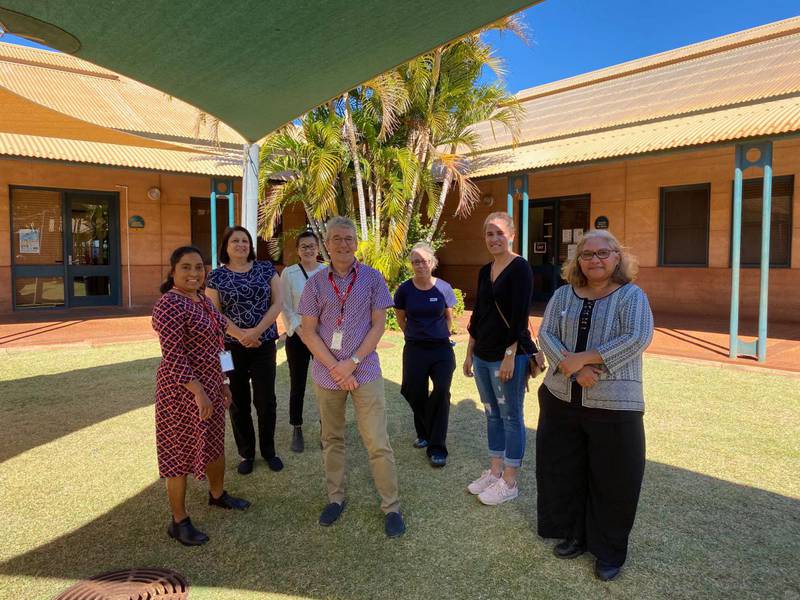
[66,192,119,307]
[527,195,591,301]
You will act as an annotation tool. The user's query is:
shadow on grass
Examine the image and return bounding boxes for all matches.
[0,357,160,463]
[1,373,799,600]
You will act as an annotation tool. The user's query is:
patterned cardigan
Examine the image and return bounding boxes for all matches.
[539,283,654,411]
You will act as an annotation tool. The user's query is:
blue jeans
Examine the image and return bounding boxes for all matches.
[473,354,529,468]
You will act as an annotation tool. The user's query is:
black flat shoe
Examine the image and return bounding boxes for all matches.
[594,560,621,582]
[384,511,406,538]
[237,458,254,475]
[266,456,284,471]
[413,438,428,449]
[553,538,586,559]
[167,517,208,546]
[208,491,251,510]
[319,501,346,527]
[291,426,305,453]
[429,453,447,468]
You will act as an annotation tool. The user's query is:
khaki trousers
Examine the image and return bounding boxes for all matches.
[315,378,400,513]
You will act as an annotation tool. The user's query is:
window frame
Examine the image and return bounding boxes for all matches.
[658,182,711,267]
[729,175,794,269]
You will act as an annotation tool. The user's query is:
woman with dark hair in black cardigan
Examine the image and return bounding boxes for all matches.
[206,226,284,475]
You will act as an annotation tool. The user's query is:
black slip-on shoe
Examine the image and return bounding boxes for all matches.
[167,517,209,546]
[237,458,254,475]
[553,538,586,559]
[384,511,406,538]
[291,427,305,453]
[413,438,428,449]
[266,456,284,472]
[319,501,346,527]
[594,560,622,582]
[208,491,251,511]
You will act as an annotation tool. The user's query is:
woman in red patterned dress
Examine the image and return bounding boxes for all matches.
[152,245,251,546]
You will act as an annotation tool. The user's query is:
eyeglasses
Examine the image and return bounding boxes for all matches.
[298,244,318,251]
[578,249,616,261]
[330,236,356,245]
[410,259,430,266]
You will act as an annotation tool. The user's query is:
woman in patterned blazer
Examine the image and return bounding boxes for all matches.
[536,229,653,582]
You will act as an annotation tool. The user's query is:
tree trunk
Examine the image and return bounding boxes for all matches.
[426,169,452,243]
[303,202,329,261]
[343,94,369,239]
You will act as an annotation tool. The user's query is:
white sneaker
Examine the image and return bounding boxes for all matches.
[478,478,519,506]
[467,469,500,495]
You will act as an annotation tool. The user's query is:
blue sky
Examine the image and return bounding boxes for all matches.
[482,0,800,92]
[3,1,799,94]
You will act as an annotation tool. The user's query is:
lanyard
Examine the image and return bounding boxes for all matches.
[328,263,358,328]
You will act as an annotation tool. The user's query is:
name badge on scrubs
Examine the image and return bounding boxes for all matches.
[331,330,343,351]
[219,350,234,372]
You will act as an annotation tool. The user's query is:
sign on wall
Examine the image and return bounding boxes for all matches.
[594,216,609,230]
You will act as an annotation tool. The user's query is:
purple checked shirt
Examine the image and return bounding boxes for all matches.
[297,260,393,390]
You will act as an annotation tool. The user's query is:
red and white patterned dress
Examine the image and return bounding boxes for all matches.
[152,291,227,480]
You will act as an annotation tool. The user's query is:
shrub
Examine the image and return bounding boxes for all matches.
[386,286,465,333]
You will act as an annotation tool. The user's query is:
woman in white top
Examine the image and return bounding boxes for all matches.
[280,230,325,452]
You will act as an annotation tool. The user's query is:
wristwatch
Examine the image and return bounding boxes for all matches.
[505,349,514,357]
[351,355,361,365]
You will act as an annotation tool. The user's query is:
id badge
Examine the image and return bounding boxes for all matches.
[330,330,343,351]
[219,350,234,372]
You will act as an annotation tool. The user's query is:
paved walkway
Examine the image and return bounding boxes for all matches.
[1,307,797,373]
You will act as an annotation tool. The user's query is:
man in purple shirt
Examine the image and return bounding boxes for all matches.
[298,216,404,538]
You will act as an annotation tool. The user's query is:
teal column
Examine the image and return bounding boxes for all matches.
[521,176,529,260]
[506,176,514,217]
[228,191,235,227]
[210,191,218,269]
[729,141,772,362]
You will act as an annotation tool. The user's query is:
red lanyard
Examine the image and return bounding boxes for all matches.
[328,263,358,328]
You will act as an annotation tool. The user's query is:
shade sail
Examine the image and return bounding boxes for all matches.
[0,1,538,142]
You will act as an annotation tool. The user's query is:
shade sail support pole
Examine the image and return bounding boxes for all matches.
[242,143,261,246]
[729,141,772,362]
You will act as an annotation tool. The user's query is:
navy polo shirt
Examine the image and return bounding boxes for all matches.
[393,278,456,342]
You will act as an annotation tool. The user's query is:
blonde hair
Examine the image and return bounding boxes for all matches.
[409,242,438,269]
[561,229,639,287]
[483,211,515,235]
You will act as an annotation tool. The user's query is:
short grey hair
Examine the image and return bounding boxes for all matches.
[324,216,357,241]
[409,242,438,269]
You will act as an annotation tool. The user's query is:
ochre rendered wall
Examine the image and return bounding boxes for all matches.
[437,139,800,322]
[0,157,241,313]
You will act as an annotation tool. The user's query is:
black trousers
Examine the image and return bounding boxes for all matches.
[228,341,277,460]
[400,341,455,457]
[285,332,312,426]
[536,385,645,567]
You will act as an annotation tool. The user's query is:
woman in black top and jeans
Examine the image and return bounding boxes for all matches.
[463,212,537,506]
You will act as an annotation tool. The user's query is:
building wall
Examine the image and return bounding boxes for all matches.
[0,157,241,313]
[437,139,800,322]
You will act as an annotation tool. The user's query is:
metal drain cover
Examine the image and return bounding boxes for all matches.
[54,567,189,599]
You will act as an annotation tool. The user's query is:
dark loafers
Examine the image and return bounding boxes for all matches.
[266,456,284,472]
[385,511,406,538]
[208,490,251,510]
[413,438,428,449]
[319,501,346,527]
[553,538,586,559]
[595,560,622,582]
[237,458,254,475]
[167,517,208,546]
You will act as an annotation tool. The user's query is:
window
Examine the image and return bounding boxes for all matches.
[659,184,710,266]
[735,176,793,267]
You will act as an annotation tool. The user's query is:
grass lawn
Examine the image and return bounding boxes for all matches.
[1,333,798,600]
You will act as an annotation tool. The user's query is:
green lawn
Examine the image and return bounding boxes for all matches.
[1,334,798,600]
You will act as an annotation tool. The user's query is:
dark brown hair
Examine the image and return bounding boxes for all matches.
[219,226,256,265]
[160,245,205,293]
[296,229,319,248]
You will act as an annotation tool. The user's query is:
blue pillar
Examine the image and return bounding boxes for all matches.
[228,191,235,227]
[729,141,772,362]
[210,190,218,269]
[506,176,514,217]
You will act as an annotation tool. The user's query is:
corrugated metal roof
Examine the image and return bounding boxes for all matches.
[468,16,800,166]
[0,131,243,176]
[0,42,245,146]
[468,95,800,178]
